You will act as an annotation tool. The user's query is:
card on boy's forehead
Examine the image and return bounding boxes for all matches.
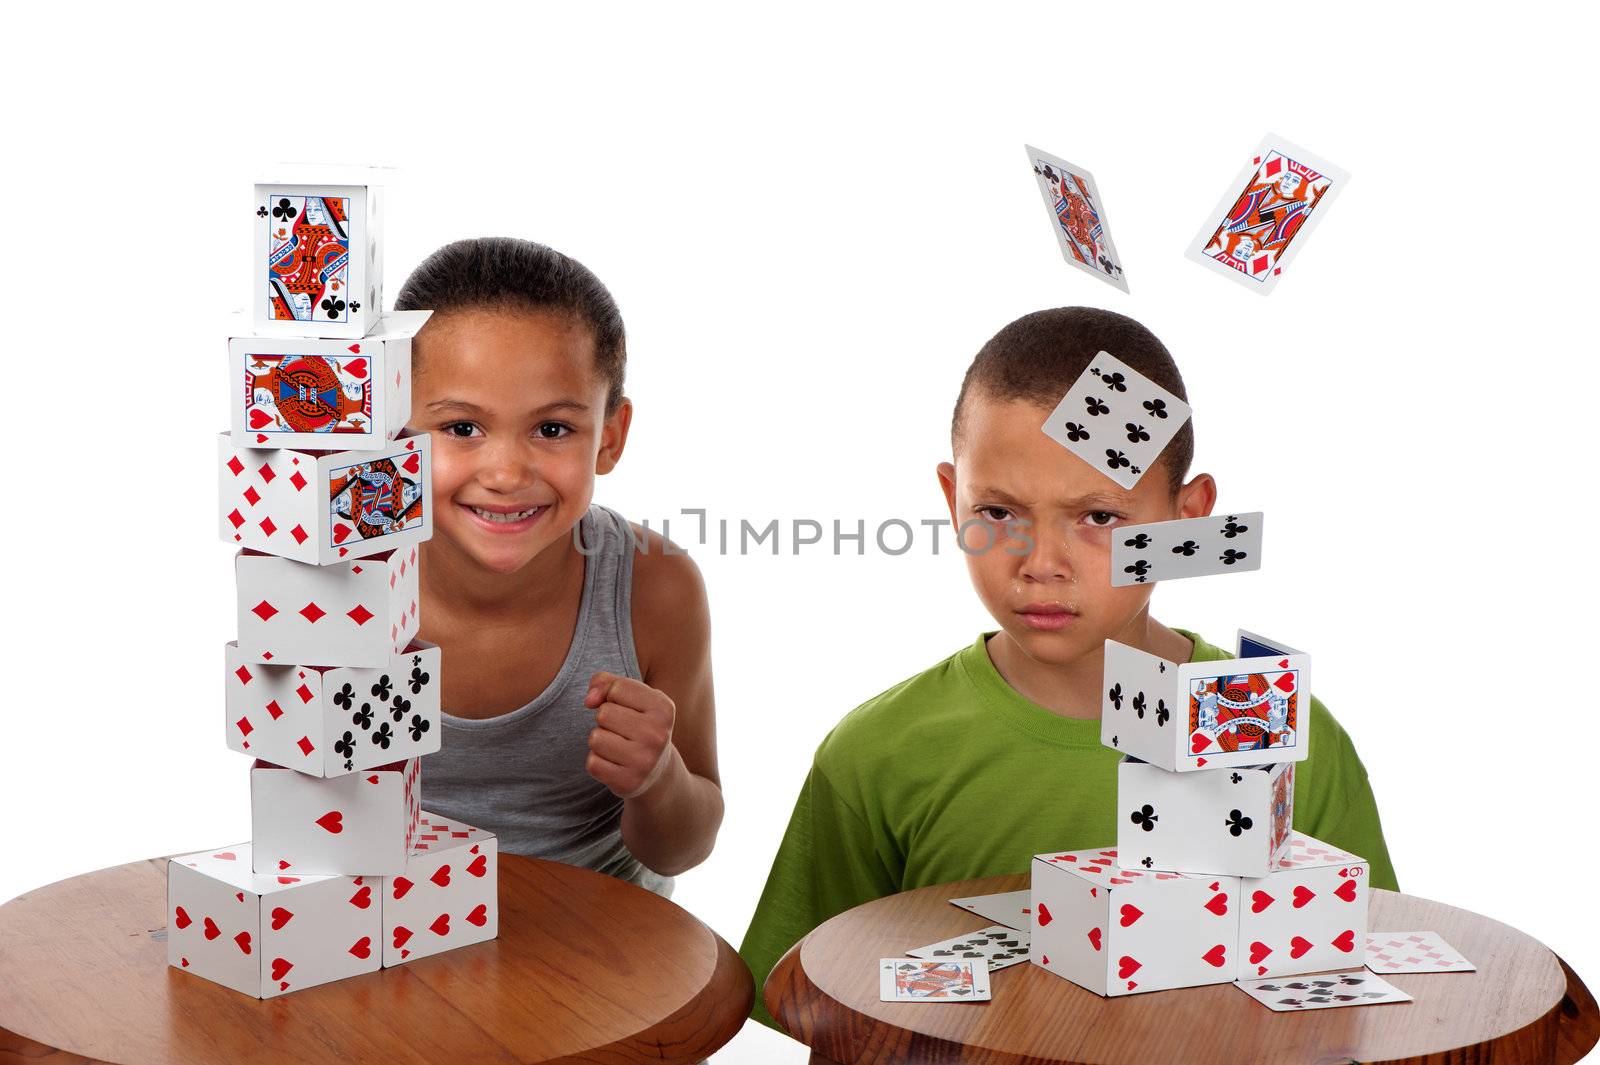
[878,958,992,1002]
[1235,970,1412,1012]
[1111,512,1264,586]
[908,925,1031,972]
[948,889,1031,931]
[1024,145,1128,293]
[1041,352,1193,490]
[1366,932,1476,974]
[1186,133,1349,296]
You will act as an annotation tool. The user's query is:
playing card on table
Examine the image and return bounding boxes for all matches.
[1186,133,1349,295]
[1111,512,1263,586]
[1366,932,1476,974]
[1041,352,1192,490]
[1024,145,1128,293]
[947,889,1031,931]
[1235,970,1411,1012]
[878,958,991,1002]
[908,924,1030,972]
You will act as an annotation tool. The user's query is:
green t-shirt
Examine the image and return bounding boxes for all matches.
[738,629,1398,1029]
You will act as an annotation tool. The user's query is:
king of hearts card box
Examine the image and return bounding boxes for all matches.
[217,431,432,566]
[235,546,419,668]
[229,311,429,451]
[253,180,384,341]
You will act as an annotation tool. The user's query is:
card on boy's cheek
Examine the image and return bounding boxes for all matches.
[1111,512,1264,585]
[1041,352,1193,490]
[1024,145,1128,293]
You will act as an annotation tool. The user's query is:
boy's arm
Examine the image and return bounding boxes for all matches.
[740,764,900,1031]
[1294,696,1400,892]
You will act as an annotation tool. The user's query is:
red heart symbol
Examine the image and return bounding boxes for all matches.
[402,453,421,474]
[1202,944,1227,968]
[1289,936,1313,959]
[1089,888,1097,898]
[1127,981,1138,990]
[1273,673,1296,693]
[1036,902,1053,927]
[280,981,290,991]
[431,865,451,888]
[1041,954,1050,965]
[1251,890,1274,913]
[332,524,352,544]
[429,913,450,936]
[277,876,300,885]
[1190,733,1212,753]
[345,358,367,378]
[1155,873,1180,880]
[203,917,221,941]
[174,906,192,929]
[235,931,252,955]
[1332,929,1356,953]
[1205,893,1229,916]
[270,958,293,981]
[1119,904,1143,927]
[248,409,273,429]
[1292,885,1315,908]
[1057,854,1078,862]
[349,937,372,960]
[466,904,488,927]
[1089,858,1113,866]
[467,854,488,878]
[1258,966,1268,975]
[278,861,291,870]
[213,852,237,861]
[315,810,344,834]
[1195,757,1208,767]
[348,343,361,354]
[1335,879,1358,902]
[1250,941,1272,964]
[400,949,411,959]
[180,957,189,967]
[256,434,268,443]
[349,886,372,909]
[367,775,380,784]
[235,892,244,903]
[1210,883,1220,891]
[1110,877,1133,885]
[393,877,414,900]
[1118,955,1141,979]
[393,926,413,948]
[1087,928,1102,951]
[270,907,293,930]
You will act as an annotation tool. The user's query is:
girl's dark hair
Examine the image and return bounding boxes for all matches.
[395,237,627,412]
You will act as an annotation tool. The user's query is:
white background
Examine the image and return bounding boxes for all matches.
[3,5,1597,1062]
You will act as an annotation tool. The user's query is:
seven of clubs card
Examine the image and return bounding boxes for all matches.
[1025,145,1128,293]
[1186,133,1349,295]
[908,925,1031,972]
[1235,970,1412,1012]
[1111,512,1264,586]
[1041,352,1193,490]
[879,958,992,1002]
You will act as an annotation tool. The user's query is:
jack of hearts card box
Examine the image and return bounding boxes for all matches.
[225,640,440,777]
[217,431,432,566]
[381,812,499,966]
[253,181,384,340]
[167,842,379,998]
[1238,832,1369,980]
[235,546,420,668]
[1118,757,1294,878]
[1102,630,1310,773]
[228,311,429,451]
[1030,846,1240,997]
[251,757,421,876]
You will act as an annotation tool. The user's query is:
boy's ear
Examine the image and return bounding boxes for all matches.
[595,397,633,476]
[936,461,960,526]
[1176,471,1218,520]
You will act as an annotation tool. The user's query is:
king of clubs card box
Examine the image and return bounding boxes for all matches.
[253,182,384,340]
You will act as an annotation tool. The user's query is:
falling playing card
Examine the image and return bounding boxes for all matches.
[1024,145,1128,293]
[878,958,991,1002]
[1041,352,1193,490]
[1186,133,1349,296]
[1111,512,1264,586]
[948,889,1031,931]
[1365,932,1476,974]
[908,925,1031,972]
[1235,970,1412,1012]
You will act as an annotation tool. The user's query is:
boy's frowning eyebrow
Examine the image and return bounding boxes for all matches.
[424,398,593,418]
[969,485,1137,511]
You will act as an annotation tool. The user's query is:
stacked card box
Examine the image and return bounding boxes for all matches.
[167,171,499,998]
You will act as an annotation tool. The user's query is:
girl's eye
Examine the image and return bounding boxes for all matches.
[536,422,572,439]
[978,505,1013,522]
[442,421,482,438]
[1085,511,1121,528]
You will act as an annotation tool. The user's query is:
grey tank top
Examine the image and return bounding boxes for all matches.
[420,505,673,898]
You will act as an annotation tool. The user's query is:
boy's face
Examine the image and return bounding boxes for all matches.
[409,308,629,576]
[938,390,1215,668]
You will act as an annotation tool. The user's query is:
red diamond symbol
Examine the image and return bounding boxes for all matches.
[243,486,261,507]
[289,471,307,492]
[296,736,315,756]
[1264,158,1282,178]
[236,717,253,737]
[290,524,308,544]
[295,683,314,703]
[226,456,245,477]
[262,651,275,661]
[227,509,245,530]
[391,623,398,641]
[1252,254,1271,274]
[258,462,276,484]
[259,517,277,536]
[400,559,407,577]
[300,602,326,623]
[266,700,284,720]
[390,574,397,588]
[351,565,363,574]
[234,666,253,685]
[348,604,374,626]
[251,600,279,621]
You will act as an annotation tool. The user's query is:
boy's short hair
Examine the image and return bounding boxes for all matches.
[395,237,627,413]
[952,307,1193,493]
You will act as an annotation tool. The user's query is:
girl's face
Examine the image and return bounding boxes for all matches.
[409,307,630,577]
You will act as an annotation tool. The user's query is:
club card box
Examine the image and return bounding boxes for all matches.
[1238,832,1369,980]
[381,812,499,966]
[218,430,432,566]
[167,843,379,998]
[1102,630,1311,773]
[251,757,421,876]
[1030,846,1240,997]
[253,180,384,340]
[235,547,420,668]
[1117,757,1294,877]
[225,641,441,776]
[228,311,429,451]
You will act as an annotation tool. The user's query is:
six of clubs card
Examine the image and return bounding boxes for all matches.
[1041,352,1193,490]
[1111,512,1264,586]
[1025,145,1128,293]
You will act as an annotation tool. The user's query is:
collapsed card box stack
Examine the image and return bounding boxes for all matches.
[166,170,498,998]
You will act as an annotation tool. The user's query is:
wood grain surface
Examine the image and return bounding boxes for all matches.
[768,875,1597,1065]
[0,852,751,1065]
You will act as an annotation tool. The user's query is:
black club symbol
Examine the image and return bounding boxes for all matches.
[409,664,431,693]
[350,300,361,313]
[334,731,356,760]
[408,715,431,742]
[1172,540,1200,556]
[255,205,268,217]
[332,683,355,711]
[271,198,297,221]
[1107,683,1123,710]
[1124,533,1151,549]
[1104,450,1131,471]
[343,758,354,771]
[390,695,412,723]
[1125,560,1152,579]
[1141,856,1154,868]
[1132,692,1147,718]
[1083,395,1110,417]
[1111,734,1119,747]
[1063,421,1091,442]
[1230,772,1243,784]
[321,297,347,319]
[1130,804,1159,831]
[1098,370,1128,392]
[1225,809,1254,836]
[1142,398,1169,419]
[1124,423,1150,444]
[352,702,374,730]
[372,675,393,701]
[372,721,394,749]
[1220,549,1249,566]
[1155,700,1170,727]
[1220,519,1249,538]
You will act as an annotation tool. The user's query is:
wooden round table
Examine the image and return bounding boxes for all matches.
[0,853,752,1064]
[767,875,1600,1065]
